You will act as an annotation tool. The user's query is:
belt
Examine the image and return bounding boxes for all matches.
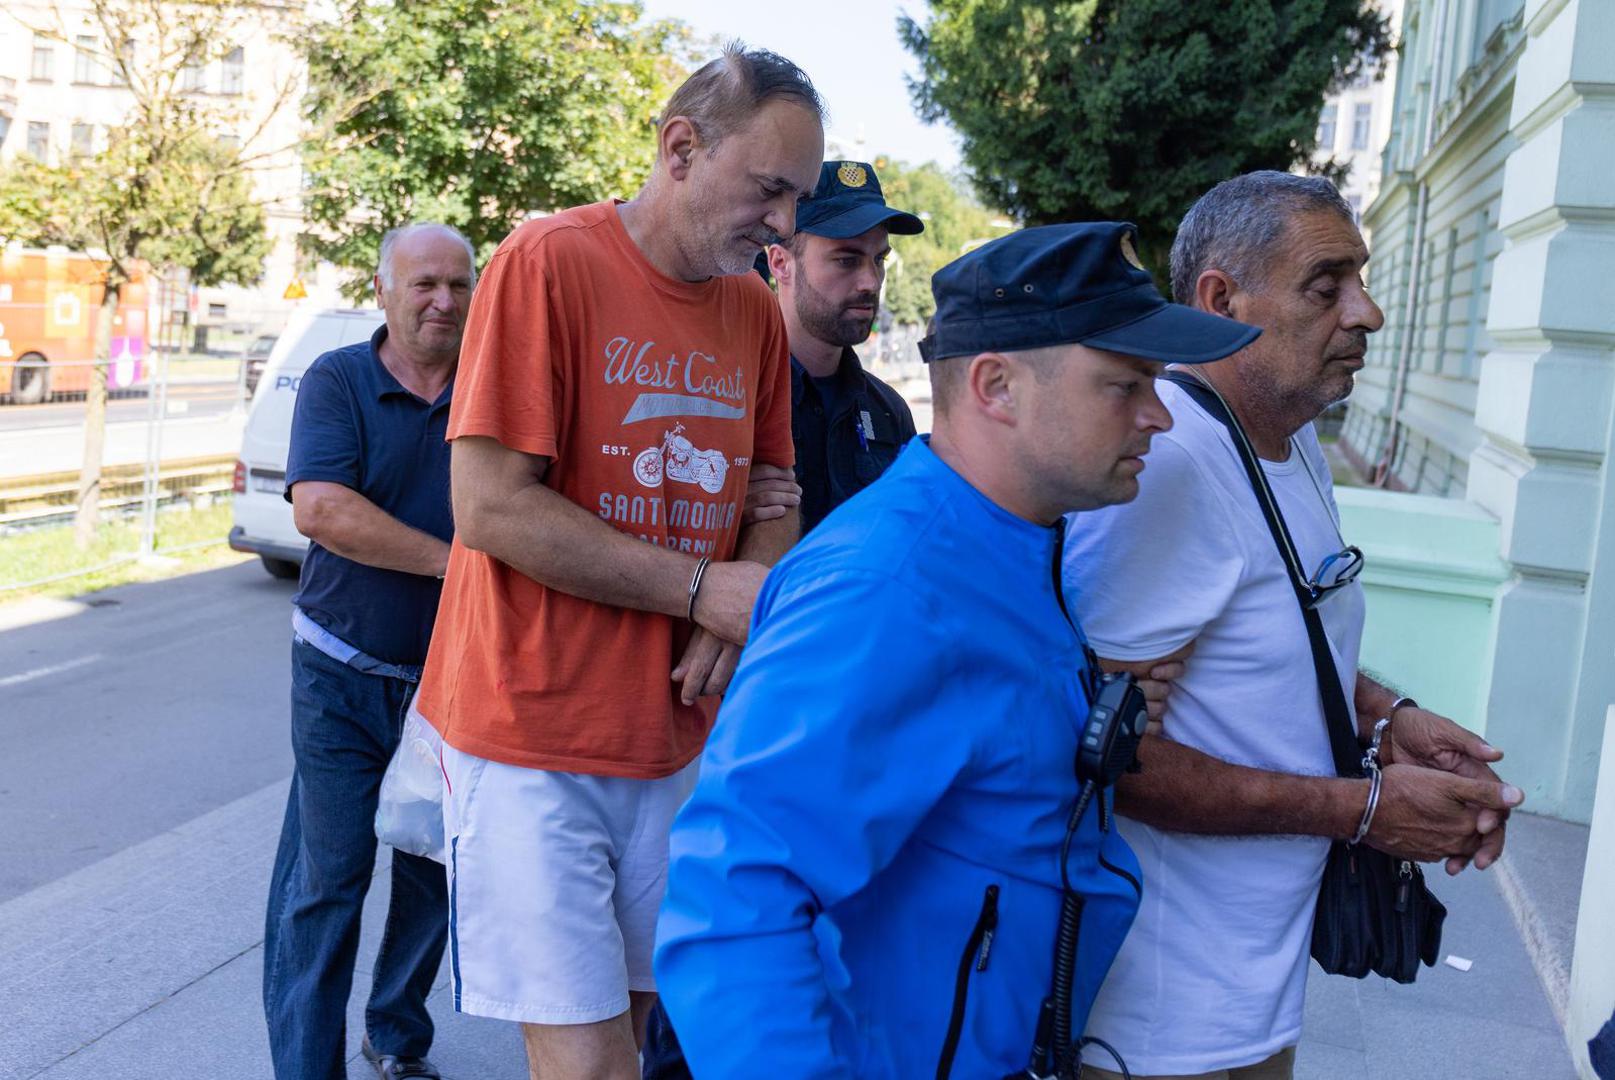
[292,608,423,684]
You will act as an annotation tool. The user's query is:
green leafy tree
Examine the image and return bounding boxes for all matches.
[875,158,1012,327]
[302,0,686,292]
[0,0,276,546]
[899,0,1392,276]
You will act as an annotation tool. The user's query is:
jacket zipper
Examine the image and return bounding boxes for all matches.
[935,883,1000,1080]
[1098,849,1142,898]
[1091,791,1143,891]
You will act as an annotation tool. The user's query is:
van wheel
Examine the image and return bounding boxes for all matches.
[11,354,50,405]
[260,555,301,580]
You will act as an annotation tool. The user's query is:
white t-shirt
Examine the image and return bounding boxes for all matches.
[1063,380,1366,1075]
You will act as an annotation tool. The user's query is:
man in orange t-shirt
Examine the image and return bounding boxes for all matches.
[416,45,824,1079]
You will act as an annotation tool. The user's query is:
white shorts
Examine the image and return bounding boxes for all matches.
[440,741,697,1025]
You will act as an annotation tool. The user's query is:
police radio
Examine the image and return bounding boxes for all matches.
[1076,673,1148,788]
[1012,670,1148,1080]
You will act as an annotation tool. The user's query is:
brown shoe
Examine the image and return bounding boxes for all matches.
[360,1036,442,1079]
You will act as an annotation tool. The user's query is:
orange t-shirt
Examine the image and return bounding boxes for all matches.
[417,201,794,778]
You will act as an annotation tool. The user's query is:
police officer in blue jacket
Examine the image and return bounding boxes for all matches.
[653,222,1259,1079]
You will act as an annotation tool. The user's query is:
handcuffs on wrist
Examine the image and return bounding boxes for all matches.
[686,556,711,623]
[1350,696,1418,845]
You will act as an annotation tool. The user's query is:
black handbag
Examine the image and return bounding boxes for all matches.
[1161,372,1445,984]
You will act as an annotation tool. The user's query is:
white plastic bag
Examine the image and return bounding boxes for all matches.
[376,696,446,864]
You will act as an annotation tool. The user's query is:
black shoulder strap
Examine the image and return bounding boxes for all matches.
[1053,516,1102,704]
[1160,372,1362,779]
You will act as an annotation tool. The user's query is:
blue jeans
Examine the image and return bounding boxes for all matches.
[642,1000,692,1080]
[263,638,448,1080]
[1591,1005,1615,1079]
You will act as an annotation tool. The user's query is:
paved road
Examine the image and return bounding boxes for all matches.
[0,558,295,902]
[0,560,528,1079]
[0,380,244,436]
[0,407,246,479]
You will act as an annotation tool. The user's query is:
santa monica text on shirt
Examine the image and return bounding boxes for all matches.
[595,491,738,554]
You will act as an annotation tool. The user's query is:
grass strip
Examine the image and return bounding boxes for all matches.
[0,499,250,601]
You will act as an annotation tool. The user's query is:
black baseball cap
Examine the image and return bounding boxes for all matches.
[920,222,1259,365]
[794,160,924,239]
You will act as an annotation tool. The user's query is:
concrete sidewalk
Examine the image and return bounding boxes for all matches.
[0,773,1582,1079]
[1296,814,1581,1079]
[0,779,525,1080]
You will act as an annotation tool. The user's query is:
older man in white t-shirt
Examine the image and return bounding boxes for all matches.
[1063,172,1526,1080]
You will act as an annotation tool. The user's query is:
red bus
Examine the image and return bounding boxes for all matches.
[0,247,150,404]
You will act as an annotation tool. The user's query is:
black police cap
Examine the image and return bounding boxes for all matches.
[920,222,1259,366]
[794,161,924,240]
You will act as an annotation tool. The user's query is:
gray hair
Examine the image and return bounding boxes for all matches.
[376,223,477,288]
[658,42,825,151]
[1169,172,1355,304]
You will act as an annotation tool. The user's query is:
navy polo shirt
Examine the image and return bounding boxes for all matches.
[791,348,918,533]
[285,326,454,666]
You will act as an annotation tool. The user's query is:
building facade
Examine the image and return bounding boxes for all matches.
[1341,0,1527,494]
[1310,0,1406,225]
[0,2,336,338]
[1330,1,1614,1072]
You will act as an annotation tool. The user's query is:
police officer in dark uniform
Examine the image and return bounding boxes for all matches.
[744,160,925,534]
[641,160,924,1079]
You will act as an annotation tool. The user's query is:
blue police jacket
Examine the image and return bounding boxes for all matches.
[655,437,1142,1079]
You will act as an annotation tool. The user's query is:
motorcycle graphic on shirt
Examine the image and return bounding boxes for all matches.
[633,423,730,494]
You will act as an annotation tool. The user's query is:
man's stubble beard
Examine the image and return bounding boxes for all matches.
[681,184,754,278]
[1322,368,1357,410]
[793,273,875,348]
[711,238,766,277]
[1235,353,1351,436]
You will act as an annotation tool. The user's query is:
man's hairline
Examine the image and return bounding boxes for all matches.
[661,96,823,168]
[379,265,477,289]
[783,226,893,257]
[1211,209,1370,298]
[376,224,477,289]
[928,342,1163,414]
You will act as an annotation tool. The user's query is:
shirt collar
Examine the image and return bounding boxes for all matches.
[905,435,1054,558]
[370,324,455,409]
[790,346,864,407]
[369,326,402,399]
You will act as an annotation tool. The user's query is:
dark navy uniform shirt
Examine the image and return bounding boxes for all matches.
[285,326,454,665]
[791,348,917,533]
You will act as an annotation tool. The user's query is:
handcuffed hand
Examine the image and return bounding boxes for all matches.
[1365,762,1523,865]
[741,463,802,525]
[690,559,769,645]
[1380,705,1514,873]
[672,627,742,705]
[1381,704,1501,776]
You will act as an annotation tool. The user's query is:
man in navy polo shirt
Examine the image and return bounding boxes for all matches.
[262,222,474,1080]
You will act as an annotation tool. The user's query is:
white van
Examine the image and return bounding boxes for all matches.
[229,308,386,579]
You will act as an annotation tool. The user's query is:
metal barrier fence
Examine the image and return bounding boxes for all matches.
[0,321,931,597]
[0,350,252,594]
